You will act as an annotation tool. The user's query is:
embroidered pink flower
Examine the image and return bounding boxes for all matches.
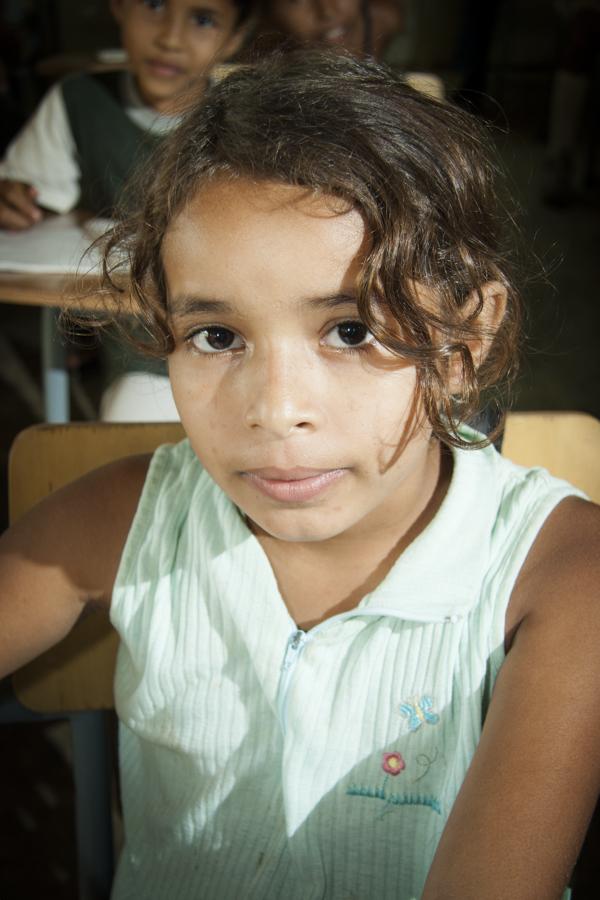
[382,751,405,776]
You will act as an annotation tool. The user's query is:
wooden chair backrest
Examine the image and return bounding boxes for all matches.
[9,421,184,713]
[501,411,600,503]
[9,412,599,713]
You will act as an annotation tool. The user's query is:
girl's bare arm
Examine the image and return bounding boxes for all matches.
[0,454,150,680]
[422,496,600,900]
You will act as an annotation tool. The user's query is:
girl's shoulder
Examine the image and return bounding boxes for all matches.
[507,494,600,639]
[445,436,585,577]
[445,436,593,634]
[422,493,600,898]
[471,431,600,635]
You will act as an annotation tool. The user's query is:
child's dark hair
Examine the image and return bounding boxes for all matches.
[234,0,254,24]
[102,50,521,449]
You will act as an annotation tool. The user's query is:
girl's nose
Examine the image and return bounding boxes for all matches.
[155,11,184,49]
[243,351,321,438]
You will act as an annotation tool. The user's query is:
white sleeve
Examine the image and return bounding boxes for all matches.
[0,82,81,213]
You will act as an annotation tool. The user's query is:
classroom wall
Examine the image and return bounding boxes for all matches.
[386,0,558,70]
[48,0,559,72]
[54,0,119,53]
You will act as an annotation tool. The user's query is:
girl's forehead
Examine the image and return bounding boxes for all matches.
[165,178,367,255]
[162,179,370,306]
[182,178,355,219]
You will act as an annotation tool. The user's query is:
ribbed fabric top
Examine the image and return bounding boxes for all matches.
[110,435,583,900]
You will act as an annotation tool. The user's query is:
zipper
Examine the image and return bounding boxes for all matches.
[277,629,308,731]
[275,607,461,733]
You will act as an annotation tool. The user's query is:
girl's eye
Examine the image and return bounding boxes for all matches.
[192,11,216,28]
[140,1,214,27]
[189,326,243,354]
[324,320,374,350]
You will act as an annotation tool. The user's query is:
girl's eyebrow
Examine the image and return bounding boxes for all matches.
[169,296,235,317]
[307,292,359,310]
[192,5,221,17]
[169,293,359,317]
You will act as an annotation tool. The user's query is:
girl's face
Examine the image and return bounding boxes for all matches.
[110,0,244,113]
[268,0,365,55]
[164,178,440,545]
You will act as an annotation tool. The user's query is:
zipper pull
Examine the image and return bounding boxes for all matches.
[281,629,306,671]
[278,629,307,732]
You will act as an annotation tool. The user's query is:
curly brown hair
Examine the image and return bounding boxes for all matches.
[100,49,521,448]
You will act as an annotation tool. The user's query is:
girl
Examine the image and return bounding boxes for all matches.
[2,50,600,900]
[250,0,403,59]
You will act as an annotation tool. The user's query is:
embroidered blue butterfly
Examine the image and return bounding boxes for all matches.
[399,695,440,732]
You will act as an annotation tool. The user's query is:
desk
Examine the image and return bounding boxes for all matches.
[0,271,106,422]
[0,211,119,421]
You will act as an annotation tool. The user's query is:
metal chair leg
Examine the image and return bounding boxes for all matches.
[71,710,115,900]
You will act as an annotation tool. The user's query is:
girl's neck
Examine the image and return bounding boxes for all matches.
[254,440,452,631]
[133,75,209,117]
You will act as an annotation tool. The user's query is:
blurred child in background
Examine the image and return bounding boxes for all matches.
[0,0,252,421]
[247,3,444,111]
[253,0,404,60]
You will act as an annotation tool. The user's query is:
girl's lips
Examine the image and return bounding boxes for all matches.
[243,468,347,502]
[146,59,185,78]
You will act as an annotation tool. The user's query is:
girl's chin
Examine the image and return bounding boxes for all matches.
[242,508,357,545]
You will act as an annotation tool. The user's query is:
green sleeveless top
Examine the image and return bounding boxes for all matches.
[110,432,581,898]
[61,71,161,217]
[62,73,167,378]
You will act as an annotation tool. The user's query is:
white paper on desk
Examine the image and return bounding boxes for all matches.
[0,213,114,274]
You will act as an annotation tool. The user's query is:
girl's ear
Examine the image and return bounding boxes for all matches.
[469,280,507,368]
[449,280,507,390]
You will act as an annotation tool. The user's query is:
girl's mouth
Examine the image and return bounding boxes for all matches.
[145,59,185,79]
[242,468,347,502]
